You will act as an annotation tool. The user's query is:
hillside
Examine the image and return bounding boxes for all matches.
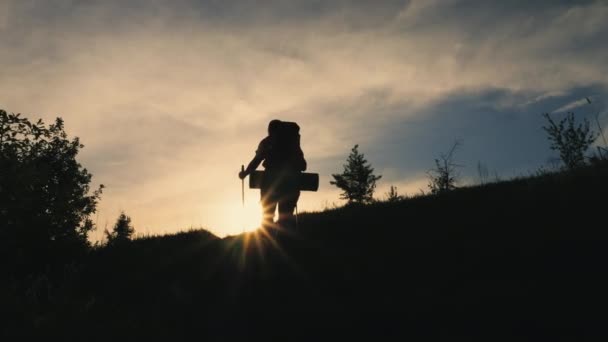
[6,161,608,339]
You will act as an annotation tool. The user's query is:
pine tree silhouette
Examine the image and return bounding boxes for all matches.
[330,144,382,204]
[105,211,135,245]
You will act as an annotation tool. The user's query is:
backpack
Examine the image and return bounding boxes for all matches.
[263,121,306,171]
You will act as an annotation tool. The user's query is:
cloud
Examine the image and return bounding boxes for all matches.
[1,0,607,238]
[553,98,592,113]
[522,90,568,107]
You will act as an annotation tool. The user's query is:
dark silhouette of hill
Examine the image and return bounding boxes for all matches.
[5,161,608,340]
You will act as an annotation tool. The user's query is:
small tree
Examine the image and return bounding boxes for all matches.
[385,185,403,203]
[427,141,462,195]
[542,112,597,170]
[106,212,135,245]
[330,144,382,204]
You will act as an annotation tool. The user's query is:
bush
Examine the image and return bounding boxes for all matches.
[542,112,597,170]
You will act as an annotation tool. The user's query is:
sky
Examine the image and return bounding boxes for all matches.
[1,0,607,240]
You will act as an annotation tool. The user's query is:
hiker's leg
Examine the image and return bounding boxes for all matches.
[260,188,277,232]
[278,190,300,231]
[262,200,277,231]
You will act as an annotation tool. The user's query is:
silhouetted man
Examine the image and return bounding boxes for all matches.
[239,120,307,232]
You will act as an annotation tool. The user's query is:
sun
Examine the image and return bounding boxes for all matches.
[222,195,264,234]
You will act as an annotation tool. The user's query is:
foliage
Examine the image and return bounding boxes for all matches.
[0,109,103,271]
[330,144,382,204]
[542,112,597,170]
[105,211,135,245]
[427,141,462,195]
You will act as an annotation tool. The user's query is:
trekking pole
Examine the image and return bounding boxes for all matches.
[241,165,245,233]
[241,165,245,206]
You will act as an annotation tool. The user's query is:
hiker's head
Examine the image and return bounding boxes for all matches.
[268,119,282,136]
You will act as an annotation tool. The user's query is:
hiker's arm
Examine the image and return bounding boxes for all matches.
[239,140,267,179]
[242,154,263,177]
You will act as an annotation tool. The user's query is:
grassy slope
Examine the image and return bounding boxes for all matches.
[24,162,608,338]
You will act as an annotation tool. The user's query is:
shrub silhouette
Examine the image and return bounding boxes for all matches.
[542,112,597,170]
[330,144,382,204]
[105,211,135,245]
[0,110,103,272]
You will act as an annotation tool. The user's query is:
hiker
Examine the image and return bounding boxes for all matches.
[239,120,307,232]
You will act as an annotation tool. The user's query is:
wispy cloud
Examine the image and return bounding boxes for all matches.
[553,98,592,113]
